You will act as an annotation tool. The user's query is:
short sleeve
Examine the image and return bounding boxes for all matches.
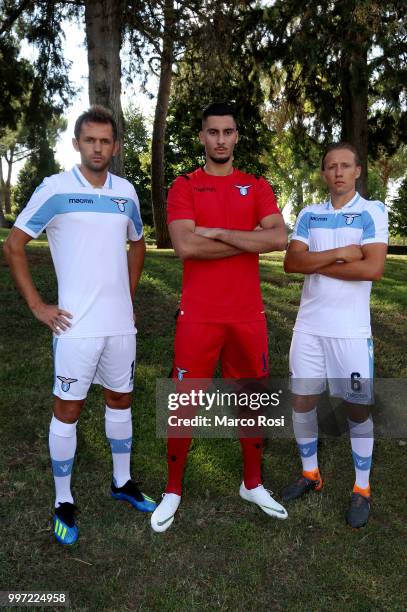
[291,208,311,245]
[167,176,195,224]
[127,186,144,241]
[361,202,388,245]
[13,177,57,238]
[254,177,280,222]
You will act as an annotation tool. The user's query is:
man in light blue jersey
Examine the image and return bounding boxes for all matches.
[4,105,156,545]
[282,142,388,528]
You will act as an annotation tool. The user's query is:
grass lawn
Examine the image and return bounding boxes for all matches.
[0,228,406,611]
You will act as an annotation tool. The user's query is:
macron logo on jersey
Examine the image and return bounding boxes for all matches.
[310,216,328,222]
[69,198,95,204]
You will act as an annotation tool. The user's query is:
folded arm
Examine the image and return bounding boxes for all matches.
[318,243,387,281]
[195,213,287,254]
[169,219,243,260]
[284,239,364,274]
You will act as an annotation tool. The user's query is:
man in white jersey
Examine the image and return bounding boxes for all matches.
[281,142,388,528]
[4,105,156,545]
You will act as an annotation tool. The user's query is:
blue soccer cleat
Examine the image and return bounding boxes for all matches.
[53,502,78,545]
[111,479,156,512]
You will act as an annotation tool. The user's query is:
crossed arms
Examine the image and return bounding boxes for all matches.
[284,239,387,281]
[169,214,287,261]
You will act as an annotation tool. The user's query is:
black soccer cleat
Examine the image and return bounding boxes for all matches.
[346,493,371,528]
[281,473,323,502]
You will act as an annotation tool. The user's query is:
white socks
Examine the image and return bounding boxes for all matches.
[293,408,319,473]
[349,417,374,491]
[49,415,77,507]
[105,406,132,488]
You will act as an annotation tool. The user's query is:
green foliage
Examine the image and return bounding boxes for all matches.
[165,2,272,186]
[0,35,35,135]
[263,127,325,215]
[13,143,61,215]
[389,177,407,237]
[0,1,73,143]
[367,164,387,202]
[123,105,152,225]
[255,0,407,197]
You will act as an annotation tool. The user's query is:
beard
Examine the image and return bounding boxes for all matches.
[83,157,111,173]
[208,154,231,165]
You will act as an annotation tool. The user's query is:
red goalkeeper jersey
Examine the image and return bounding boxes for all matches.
[167,167,281,322]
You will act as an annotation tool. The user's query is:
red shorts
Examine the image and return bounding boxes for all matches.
[172,318,269,380]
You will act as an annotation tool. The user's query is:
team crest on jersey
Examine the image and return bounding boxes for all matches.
[234,185,252,196]
[343,213,361,225]
[57,376,78,392]
[111,198,128,212]
[176,367,188,381]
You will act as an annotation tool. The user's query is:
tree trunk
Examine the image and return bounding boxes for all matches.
[293,181,304,216]
[0,205,7,228]
[84,0,124,176]
[151,0,174,248]
[340,40,369,197]
[4,147,14,214]
[0,157,8,227]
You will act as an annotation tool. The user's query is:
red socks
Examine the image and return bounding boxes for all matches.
[240,437,263,489]
[166,436,264,494]
[165,437,192,495]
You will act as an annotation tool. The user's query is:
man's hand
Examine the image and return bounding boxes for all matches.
[31,303,73,334]
[337,244,364,263]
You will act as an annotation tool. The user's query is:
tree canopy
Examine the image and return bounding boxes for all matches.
[0,0,406,237]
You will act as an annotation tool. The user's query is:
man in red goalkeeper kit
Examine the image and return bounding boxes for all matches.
[151,102,288,532]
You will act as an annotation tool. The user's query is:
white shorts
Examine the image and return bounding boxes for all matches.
[289,331,374,404]
[53,335,137,400]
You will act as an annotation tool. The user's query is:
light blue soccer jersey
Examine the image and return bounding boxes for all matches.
[291,192,388,338]
[14,166,143,338]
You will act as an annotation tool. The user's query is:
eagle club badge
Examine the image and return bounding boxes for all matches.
[234,185,252,196]
[111,198,127,212]
[343,213,361,225]
[176,367,188,381]
[57,376,78,392]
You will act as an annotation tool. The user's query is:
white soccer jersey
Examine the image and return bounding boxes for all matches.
[291,192,388,338]
[14,166,143,338]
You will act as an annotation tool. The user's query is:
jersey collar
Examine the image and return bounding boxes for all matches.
[325,191,361,211]
[72,165,112,190]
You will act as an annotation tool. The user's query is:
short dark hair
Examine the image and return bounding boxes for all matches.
[202,102,238,127]
[321,142,361,169]
[74,105,118,141]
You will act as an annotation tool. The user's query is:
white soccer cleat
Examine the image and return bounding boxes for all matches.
[239,483,288,520]
[150,493,181,533]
